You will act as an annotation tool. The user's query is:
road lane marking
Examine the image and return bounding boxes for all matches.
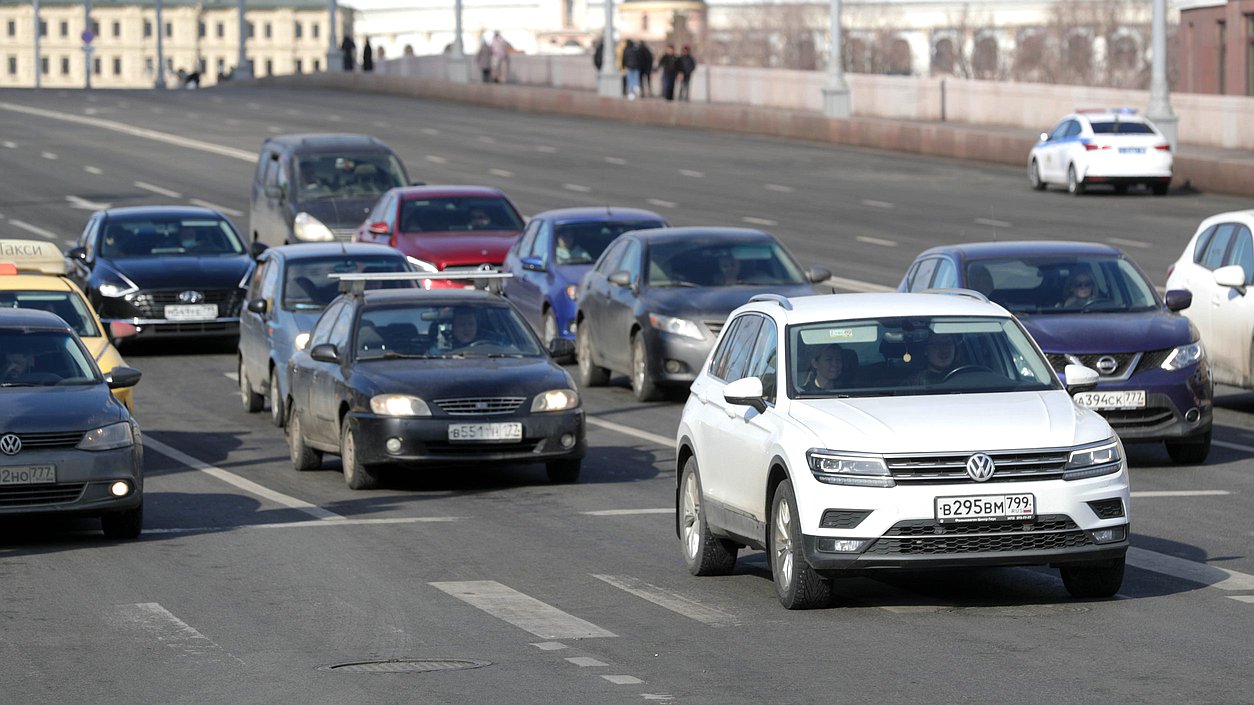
[1108,237,1151,249]
[84,165,103,175]
[134,181,182,198]
[142,516,462,534]
[679,169,704,178]
[764,184,794,192]
[113,603,244,665]
[144,437,341,521]
[1132,490,1230,498]
[1,140,15,148]
[586,417,672,447]
[861,199,894,208]
[1127,547,1254,591]
[425,155,448,164]
[564,183,592,193]
[824,276,894,293]
[421,127,440,135]
[593,574,740,627]
[41,151,58,160]
[224,371,238,381]
[742,216,777,227]
[266,126,282,133]
[1214,439,1254,453]
[857,235,897,247]
[604,156,627,165]
[531,642,567,651]
[478,135,497,143]
[189,199,244,217]
[9,219,61,240]
[246,102,261,110]
[67,195,111,210]
[373,121,390,128]
[582,508,670,516]
[490,168,514,177]
[430,581,617,639]
[535,145,557,153]
[567,657,608,667]
[646,199,676,208]
[603,675,643,685]
[0,101,256,161]
[1229,595,1254,604]
[974,218,1012,228]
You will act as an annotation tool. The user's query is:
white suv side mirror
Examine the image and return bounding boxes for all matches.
[1214,264,1247,294]
[1064,364,1099,393]
[724,376,766,413]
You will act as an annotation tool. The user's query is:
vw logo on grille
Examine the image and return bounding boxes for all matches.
[178,290,205,304]
[0,434,21,456]
[1095,356,1119,375]
[966,453,996,482]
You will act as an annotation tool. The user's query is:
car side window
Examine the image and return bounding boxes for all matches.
[597,239,626,275]
[719,314,764,383]
[1048,121,1069,141]
[909,258,938,292]
[80,214,101,259]
[1064,120,1082,138]
[932,258,958,289]
[1192,225,1217,264]
[255,150,272,185]
[264,155,283,190]
[275,159,289,194]
[246,258,269,299]
[381,194,399,231]
[529,220,553,263]
[515,220,540,259]
[1226,226,1254,285]
[260,259,282,308]
[310,301,345,348]
[1202,223,1237,271]
[708,316,743,379]
[745,317,779,403]
[328,302,356,350]
[620,240,643,284]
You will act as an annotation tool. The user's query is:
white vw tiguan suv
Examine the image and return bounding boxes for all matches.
[675,291,1131,609]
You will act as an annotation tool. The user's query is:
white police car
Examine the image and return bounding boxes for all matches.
[675,291,1131,609]
[1028,109,1172,195]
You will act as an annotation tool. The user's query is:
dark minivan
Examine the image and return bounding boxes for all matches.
[250,134,411,247]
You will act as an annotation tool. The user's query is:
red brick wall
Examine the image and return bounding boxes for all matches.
[1179,0,1254,95]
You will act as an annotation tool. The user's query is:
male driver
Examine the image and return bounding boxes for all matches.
[2,349,35,381]
[904,333,960,385]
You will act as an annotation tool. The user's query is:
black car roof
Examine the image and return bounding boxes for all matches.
[624,226,777,243]
[103,205,225,219]
[264,133,394,154]
[0,307,73,331]
[918,241,1125,260]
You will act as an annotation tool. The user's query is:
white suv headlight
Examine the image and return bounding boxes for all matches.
[532,389,579,412]
[1063,439,1122,480]
[806,449,894,488]
[648,313,704,340]
[1161,341,1203,371]
[292,212,335,242]
[370,394,431,417]
[77,422,135,451]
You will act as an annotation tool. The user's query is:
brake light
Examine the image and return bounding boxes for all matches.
[1154,144,1171,152]
[0,262,17,275]
[1084,143,1111,151]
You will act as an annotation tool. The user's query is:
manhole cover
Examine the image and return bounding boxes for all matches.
[318,658,491,674]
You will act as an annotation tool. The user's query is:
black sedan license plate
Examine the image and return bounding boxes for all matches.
[448,422,523,442]
[936,493,1034,524]
[0,464,57,485]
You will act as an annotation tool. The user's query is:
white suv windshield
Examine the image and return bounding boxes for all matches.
[788,315,1058,398]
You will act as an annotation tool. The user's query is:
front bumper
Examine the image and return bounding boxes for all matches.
[104,317,241,339]
[349,409,585,465]
[0,444,143,519]
[644,329,715,385]
[1060,360,1213,442]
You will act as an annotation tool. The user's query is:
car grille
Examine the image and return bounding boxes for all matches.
[127,289,245,319]
[1134,349,1173,373]
[0,483,87,507]
[329,227,356,242]
[434,397,525,416]
[820,509,872,529]
[1045,352,1141,380]
[1099,407,1176,429]
[885,448,1070,484]
[702,320,725,337]
[7,431,84,450]
[421,440,543,455]
[1087,498,1126,520]
[863,515,1091,555]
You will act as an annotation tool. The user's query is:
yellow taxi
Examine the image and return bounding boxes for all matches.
[0,239,136,410]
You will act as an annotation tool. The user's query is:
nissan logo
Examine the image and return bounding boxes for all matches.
[0,434,21,456]
[966,453,996,482]
[1095,356,1119,375]
[178,290,205,304]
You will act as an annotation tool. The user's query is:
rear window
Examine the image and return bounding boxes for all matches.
[283,255,412,310]
[1090,121,1154,134]
[398,196,524,233]
[554,220,665,265]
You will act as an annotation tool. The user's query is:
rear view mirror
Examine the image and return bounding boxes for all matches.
[608,271,632,287]
[249,241,268,259]
[108,321,138,340]
[1213,265,1247,294]
[1064,364,1099,394]
[368,221,390,236]
[246,298,268,314]
[521,256,546,272]
[1164,289,1192,311]
[310,343,340,363]
[66,246,88,261]
[105,366,142,389]
[724,376,766,413]
[806,266,832,284]
[548,337,575,362]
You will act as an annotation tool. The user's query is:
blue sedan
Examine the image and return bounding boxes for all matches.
[501,207,668,344]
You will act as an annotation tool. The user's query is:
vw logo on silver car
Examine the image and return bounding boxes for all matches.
[965,453,996,482]
[0,433,21,455]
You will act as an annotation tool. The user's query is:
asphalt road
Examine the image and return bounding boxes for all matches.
[1,85,1253,704]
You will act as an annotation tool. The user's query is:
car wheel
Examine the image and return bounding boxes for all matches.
[1060,556,1125,599]
[543,309,559,346]
[1028,159,1046,191]
[1067,164,1085,195]
[631,332,662,402]
[1152,182,1169,196]
[546,459,581,483]
[1165,430,1211,465]
[679,456,738,576]
[769,479,832,609]
[287,411,322,472]
[340,417,380,490]
[576,322,609,387]
[268,368,286,427]
[239,358,264,413]
[101,504,143,540]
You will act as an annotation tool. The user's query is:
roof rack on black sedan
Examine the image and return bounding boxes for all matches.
[331,271,514,295]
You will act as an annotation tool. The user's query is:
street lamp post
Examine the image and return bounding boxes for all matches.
[327,0,342,72]
[236,0,252,79]
[596,0,618,97]
[447,0,469,82]
[1147,0,1177,151]
[154,0,166,88]
[33,0,40,89]
[83,0,92,89]
[822,0,851,117]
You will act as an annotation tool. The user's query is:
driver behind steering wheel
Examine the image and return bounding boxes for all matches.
[435,307,503,353]
[903,333,960,386]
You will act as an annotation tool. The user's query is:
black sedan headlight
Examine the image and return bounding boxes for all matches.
[531,389,579,412]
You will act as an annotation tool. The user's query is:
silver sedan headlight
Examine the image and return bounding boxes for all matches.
[648,313,704,340]
[532,389,579,412]
[370,394,431,417]
[292,212,335,242]
[77,422,135,451]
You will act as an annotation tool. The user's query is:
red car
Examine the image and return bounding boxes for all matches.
[353,186,525,289]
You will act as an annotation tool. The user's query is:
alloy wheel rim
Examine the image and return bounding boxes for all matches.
[773,497,793,592]
[343,427,355,479]
[632,339,644,390]
[544,314,557,343]
[270,375,281,422]
[681,471,700,559]
[289,416,300,461]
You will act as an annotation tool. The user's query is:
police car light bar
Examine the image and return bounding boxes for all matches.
[0,239,70,276]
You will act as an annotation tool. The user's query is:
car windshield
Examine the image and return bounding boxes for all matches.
[356,303,542,360]
[398,196,525,232]
[554,220,665,265]
[294,153,407,200]
[788,316,1058,398]
[647,241,806,288]
[0,329,99,387]
[1090,121,1154,134]
[0,291,100,338]
[283,255,413,310]
[966,255,1159,314]
[100,217,245,258]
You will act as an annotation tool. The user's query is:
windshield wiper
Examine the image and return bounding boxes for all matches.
[0,382,40,387]
[362,352,443,360]
[485,353,528,358]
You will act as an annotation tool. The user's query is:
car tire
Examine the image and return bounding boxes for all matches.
[340,417,380,490]
[287,411,322,472]
[546,459,581,483]
[679,456,738,576]
[630,333,662,402]
[101,504,143,540]
[1028,159,1046,191]
[576,322,609,387]
[239,358,264,413]
[769,479,832,609]
[1152,182,1169,196]
[1165,431,1211,465]
[1060,556,1125,599]
[1067,164,1085,195]
[267,370,285,428]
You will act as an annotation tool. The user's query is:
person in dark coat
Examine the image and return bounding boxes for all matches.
[362,38,374,72]
[657,44,678,101]
[622,39,640,98]
[637,42,654,97]
[677,45,696,100]
[592,38,603,72]
[341,36,356,71]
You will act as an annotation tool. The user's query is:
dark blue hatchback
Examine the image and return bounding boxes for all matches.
[900,241,1212,463]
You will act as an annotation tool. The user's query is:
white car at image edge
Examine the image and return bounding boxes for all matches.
[675,291,1132,609]
[1028,109,1173,195]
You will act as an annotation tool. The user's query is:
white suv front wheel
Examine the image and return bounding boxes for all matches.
[679,457,737,576]
[770,479,832,609]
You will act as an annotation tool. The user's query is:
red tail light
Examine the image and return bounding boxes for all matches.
[1154,144,1171,152]
[1084,143,1111,151]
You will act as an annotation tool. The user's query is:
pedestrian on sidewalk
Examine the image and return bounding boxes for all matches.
[638,42,654,98]
[657,44,678,101]
[477,35,493,82]
[490,31,512,83]
[677,45,697,101]
[623,39,641,99]
[362,38,374,72]
[341,35,356,71]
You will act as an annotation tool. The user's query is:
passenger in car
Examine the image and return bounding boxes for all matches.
[1059,271,1101,309]
[903,333,961,385]
[799,343,853,392]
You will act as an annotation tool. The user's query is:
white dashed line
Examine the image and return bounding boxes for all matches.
[1229,595,1254,604]
[425,155,448,164]
[564,183,592,193]
[113,603,243,665]
[646,199,677,209]
[142,517,462,534]
[66,195,111,210]
[604,156,627,165]
[245,102,261,110]
[9,219,61,240]
[1215,439,1254,453]
[84,165,103,175]
[225,118,241,126]
[1108,237,1151,249]
[1126,547,1254,591]
[857,235,898,247]
[824,276,895,293]
[742,217,777,227]
[430,581,617,639]
[134,181,182,198]
[603,675,644,685]
[223,371,239,382]
[1132,490,1231,498]
[328,115,344,123]
[586,417,673,447]
[679,169,704,178]
[2,140,16,148]
[531,642,567,651]
[373,121,390,128]
[478,135,497,143]
[490,168,514,177]
[582,508,670,516]
[594,574,741,627]
[41,151,58,160]
[567,657,608,667]
[421,127,440,135]
[266,126,282,133]
[975,218,1013,228]
[535,145,557,153]
[189,199,244,217]
[764,184,794,192]
[861,199,894,208]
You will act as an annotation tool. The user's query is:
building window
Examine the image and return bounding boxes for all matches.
[112,21,120,37]
[198,57,206,72]
[246,22,254,38]
[264,23,271,39]
[1246,14,1254,97]
[60,21,68,37]
[39,20,47,37]
[143,20,152,38]
[6,20,14,37]
[93,57,101,74]
[295,58,303,73]
[265,59,273,76]
[313,58,320,71]
[1219,20,1227,95]
[61,56,69,74]
[41,57,49,74]
[7,57,16,75]
[145,56,153,72]
[216,23,224,38]
[165,22,172,38]
[642,14,648,31]
[198,22,205,38]
[113,57,121,75]
[312,23,319,39]
[294,22,302,39]
[91,21,100,36]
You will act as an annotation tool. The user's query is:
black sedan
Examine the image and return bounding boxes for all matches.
[285,286,585,489]
[0,308,143,538]
[575,227,830,401]
[66,206,254,341]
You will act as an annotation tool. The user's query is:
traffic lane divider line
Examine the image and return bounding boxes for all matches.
[1132,490,1230,497]
[9,219,62,240]
[144,436,341,521]
[592,574,741,627]
[429,580,618,639]
[586,417,674,448]
[142,516,464,534]
[111,602,246,666]
[582,508,671,516]
[1126,547,1254,591]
